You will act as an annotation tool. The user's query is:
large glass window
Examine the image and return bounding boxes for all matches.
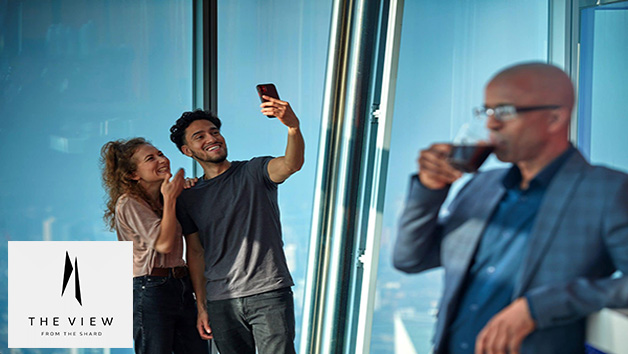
[0,1,193,352]
[371,1,549,352]
[577,1,628,172]
[216,0,332,348]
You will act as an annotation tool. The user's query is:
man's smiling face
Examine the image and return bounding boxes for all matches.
[181,119,228,163]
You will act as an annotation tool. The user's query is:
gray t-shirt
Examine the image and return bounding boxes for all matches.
[176,156,294,301]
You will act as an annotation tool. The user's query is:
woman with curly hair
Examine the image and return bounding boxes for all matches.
[101,137,208,354]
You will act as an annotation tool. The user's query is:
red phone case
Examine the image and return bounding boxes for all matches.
[256,83,280,102]
[256,84,280,118]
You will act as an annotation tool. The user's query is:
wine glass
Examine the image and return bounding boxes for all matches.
[447,115,494,173]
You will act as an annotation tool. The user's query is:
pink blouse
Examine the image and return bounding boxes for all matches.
[114,194,186,277]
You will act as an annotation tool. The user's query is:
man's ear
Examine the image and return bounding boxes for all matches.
[548,107,570,133]
[181,145,194,157]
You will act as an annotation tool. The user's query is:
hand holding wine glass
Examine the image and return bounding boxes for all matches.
[417,144,463,190]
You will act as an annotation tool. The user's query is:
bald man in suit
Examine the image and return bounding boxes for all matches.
[393,63,628,354]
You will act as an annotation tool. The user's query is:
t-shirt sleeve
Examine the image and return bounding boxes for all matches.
[249,156,279,188]
[176,193,198,235]
[116,196,162,250]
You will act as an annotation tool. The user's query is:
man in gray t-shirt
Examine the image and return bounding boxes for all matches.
[169,97,304,354]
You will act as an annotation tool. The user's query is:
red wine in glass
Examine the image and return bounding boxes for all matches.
[448,144,495,173]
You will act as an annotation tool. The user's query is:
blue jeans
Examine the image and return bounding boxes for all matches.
[206,287,296,354]
[133,274,209,354]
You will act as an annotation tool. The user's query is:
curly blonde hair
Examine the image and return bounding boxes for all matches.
[100,138,161,230]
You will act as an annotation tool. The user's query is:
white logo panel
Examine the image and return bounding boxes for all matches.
[8,241,133,348]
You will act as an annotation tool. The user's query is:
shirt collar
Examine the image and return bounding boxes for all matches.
[502,144,576,190]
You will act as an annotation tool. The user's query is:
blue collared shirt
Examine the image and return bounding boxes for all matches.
[447,146,575,353]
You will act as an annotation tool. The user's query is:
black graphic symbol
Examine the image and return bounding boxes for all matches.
[61,251,82,306]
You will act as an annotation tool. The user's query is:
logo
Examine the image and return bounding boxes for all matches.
[8,241,133,348]
[62,251,82,306]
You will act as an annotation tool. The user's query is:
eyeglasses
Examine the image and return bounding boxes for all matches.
[473,104,562,122]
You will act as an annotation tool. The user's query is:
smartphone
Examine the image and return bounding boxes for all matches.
[256,83,280,118]
[256,83,280,102]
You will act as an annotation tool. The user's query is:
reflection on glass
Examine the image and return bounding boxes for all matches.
[0,1,193,352]
[578,2,628,172]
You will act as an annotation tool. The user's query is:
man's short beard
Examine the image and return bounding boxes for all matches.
[208,155,227,163]
[192,150,228,164]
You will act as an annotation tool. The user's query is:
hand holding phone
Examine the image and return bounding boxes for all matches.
[256,83,280,118]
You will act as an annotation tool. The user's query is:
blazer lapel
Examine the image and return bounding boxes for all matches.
[514,152,589,296]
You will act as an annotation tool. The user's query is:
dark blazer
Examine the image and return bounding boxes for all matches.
[393,150,628,353]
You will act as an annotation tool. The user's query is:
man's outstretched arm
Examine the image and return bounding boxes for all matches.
[262,96,305,183]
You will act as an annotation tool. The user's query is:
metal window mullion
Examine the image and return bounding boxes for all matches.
[299,0,352,351]
[300,0,387,353]
[354,0,404,352]
[192,0,217,177]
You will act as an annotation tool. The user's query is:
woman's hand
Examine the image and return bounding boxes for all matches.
[161,168,185,200]
[184,177,199,189]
